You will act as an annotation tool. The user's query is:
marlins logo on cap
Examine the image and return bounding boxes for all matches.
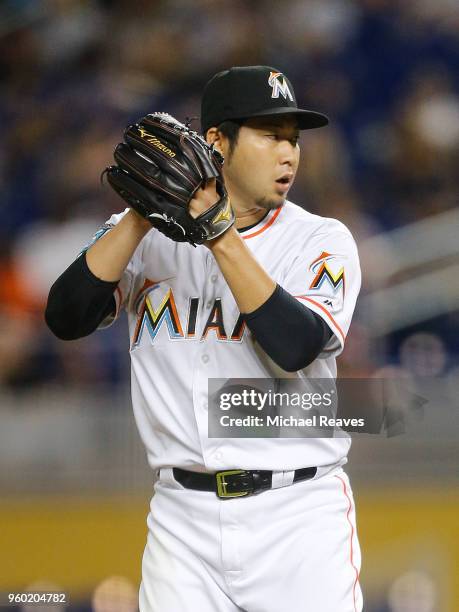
[200,65,329,134]
[268,71,294,102]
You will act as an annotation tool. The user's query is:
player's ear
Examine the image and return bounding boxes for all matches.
[206,127,224,155]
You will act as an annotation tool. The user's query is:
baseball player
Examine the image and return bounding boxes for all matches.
[46,66,363,611]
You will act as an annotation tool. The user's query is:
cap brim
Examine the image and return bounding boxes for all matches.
[240,107,329,130]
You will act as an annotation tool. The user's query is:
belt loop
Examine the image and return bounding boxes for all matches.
[281,470,295,487]
[271,471,284,489]
[271,470,295,489]
[158,467,182,487]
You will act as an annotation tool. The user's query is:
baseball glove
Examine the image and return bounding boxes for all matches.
[104,112,234,246]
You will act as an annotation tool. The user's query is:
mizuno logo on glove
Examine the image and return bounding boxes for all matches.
[138,128,176,158]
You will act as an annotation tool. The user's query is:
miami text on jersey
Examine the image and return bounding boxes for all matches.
[132,283,247,348]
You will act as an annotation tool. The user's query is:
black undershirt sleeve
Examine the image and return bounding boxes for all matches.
[45,252,118,341]
[242,284,333,372]
[45,257,333,364]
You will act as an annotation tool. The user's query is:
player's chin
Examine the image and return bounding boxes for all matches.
[274,184,291,204]
[256,193,287,211]
[272,193,288,208]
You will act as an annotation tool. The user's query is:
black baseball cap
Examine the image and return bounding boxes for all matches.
[201,65,329,134]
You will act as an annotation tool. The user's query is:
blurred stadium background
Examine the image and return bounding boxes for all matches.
[0,0,458,610]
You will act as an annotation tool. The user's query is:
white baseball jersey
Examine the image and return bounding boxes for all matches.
[95,200,361,472]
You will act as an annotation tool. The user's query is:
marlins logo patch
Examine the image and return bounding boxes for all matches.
[307,251,346,314]
[268,71,294,101]
[309,251,345,294]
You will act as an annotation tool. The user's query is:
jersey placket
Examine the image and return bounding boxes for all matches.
[192,251,225,468]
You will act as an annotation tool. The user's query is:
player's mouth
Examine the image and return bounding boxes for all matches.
[275,173,293,193]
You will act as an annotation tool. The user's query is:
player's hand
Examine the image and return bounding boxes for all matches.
[189,178,237,249]
[188,179,220,219]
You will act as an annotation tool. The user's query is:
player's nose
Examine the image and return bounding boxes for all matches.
[278,141,297,167]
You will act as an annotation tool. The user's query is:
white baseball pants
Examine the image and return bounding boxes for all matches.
[139,466,363,611]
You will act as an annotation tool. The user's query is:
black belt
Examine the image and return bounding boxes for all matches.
[172,466,317,499]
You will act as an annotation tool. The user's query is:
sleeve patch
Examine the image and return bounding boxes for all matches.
[282,227,361,359]
[308,251,346,312]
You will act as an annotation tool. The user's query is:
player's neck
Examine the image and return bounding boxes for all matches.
[224,178,272,229]
[234,207,268,230]
[227,190,268,229]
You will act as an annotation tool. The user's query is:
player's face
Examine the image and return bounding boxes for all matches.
[222,115,300,211]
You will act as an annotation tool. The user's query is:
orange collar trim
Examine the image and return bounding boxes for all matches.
[242,205,283,240]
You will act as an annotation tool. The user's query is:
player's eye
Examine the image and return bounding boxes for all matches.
[265,134,299,146]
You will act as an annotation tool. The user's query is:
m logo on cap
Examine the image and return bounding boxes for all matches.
[268,71,294,101]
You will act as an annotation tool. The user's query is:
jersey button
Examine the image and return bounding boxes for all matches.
[206,301,212,309]
[210,274,218,283]
[201,354,210,364]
